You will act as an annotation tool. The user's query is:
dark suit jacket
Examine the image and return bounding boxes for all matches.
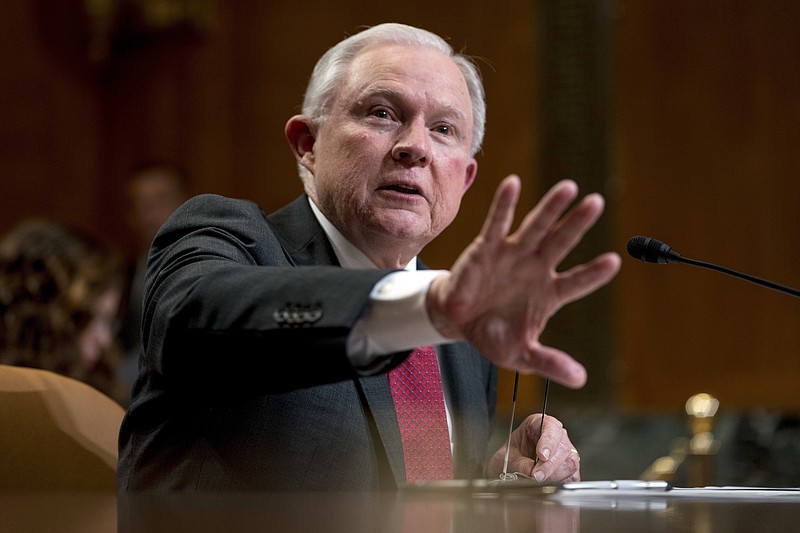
[117,194,497,491]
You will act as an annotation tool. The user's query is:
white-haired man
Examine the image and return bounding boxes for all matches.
[118,23,620,491]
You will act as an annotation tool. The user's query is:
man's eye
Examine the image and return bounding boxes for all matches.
[434,124,452,135]
[371,109,390,119]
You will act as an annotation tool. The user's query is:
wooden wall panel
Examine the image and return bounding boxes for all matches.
[614,0,800,412]
[0,1,104,240]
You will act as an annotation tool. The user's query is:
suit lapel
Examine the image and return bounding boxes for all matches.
[267,195,340,267]
[357,374,408,488]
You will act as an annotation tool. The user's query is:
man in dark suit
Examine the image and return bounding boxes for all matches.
[117,23,620,491]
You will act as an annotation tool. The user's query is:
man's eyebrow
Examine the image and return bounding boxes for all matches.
[359,86,402,100]
[355,87,406,108]
[357,87,469,122]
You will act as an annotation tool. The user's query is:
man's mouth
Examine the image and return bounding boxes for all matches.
[384,184,421,195]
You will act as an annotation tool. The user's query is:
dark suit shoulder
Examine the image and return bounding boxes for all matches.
[170,193,268,233]
[155,193,285,266]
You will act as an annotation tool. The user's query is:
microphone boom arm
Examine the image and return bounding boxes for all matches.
[675,255,800,298]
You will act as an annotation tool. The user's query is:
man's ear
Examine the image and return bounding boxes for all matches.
[462,157,478,193]
[285,115,317,173]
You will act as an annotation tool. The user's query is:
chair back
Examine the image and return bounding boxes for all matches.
[0,364,125,490]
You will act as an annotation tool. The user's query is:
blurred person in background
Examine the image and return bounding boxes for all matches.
[0,218,129,405]
[118,163,189,385]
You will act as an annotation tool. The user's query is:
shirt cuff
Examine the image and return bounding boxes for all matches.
[347,270,452,372]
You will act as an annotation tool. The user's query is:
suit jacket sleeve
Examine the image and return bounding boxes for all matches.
[142,194,398,394]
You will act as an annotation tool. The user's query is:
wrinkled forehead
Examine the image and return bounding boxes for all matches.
[349,42,467,88]
[338,42,472,115]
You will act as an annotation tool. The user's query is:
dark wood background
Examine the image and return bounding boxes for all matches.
[2,0,799,417]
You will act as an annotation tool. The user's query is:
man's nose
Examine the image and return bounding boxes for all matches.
[391,120,431,166]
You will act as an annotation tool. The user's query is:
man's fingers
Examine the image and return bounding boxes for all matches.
[528,419,580,482]
[500,415,580,483]
[532,449,580,482]
[537,193,606,266]
[479,175,521,241]
[530,415,565,461]
[515,180,579,249]
[555,252,622,306]
[516,344,587,389]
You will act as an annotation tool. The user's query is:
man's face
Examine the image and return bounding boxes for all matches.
[300,43,478,267]
[128,172,187,250]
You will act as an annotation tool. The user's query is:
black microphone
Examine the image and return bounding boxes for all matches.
[626,235,800,298]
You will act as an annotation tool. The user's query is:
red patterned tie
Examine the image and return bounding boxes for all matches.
[388,345,454,482]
